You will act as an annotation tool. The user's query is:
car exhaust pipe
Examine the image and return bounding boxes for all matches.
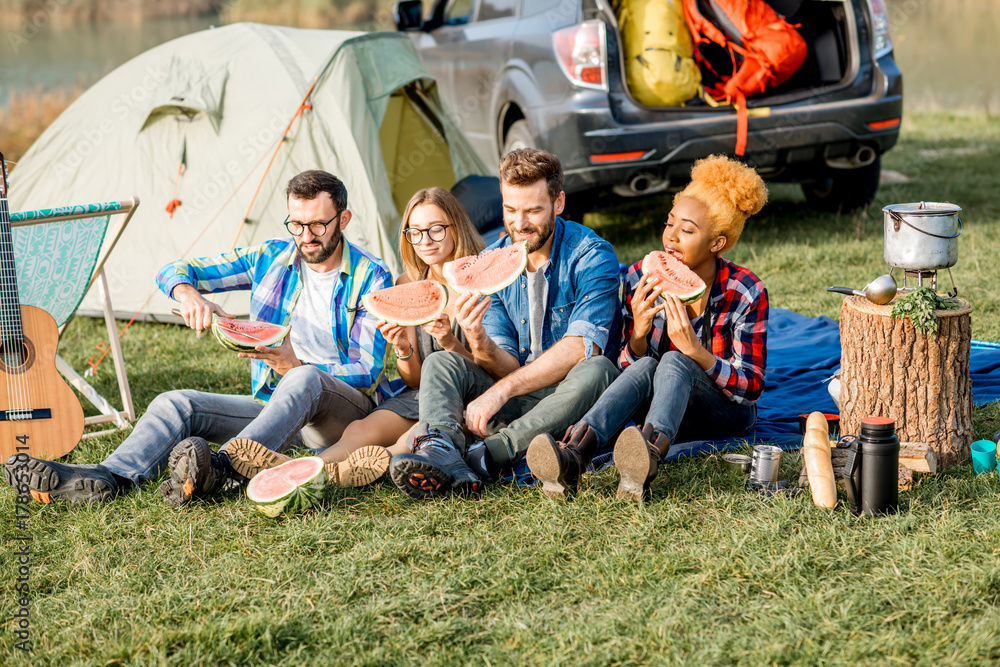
[629,172,653,193]
[612,172,671,198]
[853,145,877,166]
[826,145,878,170]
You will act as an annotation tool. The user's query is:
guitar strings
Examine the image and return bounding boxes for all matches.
[0,192,29,421]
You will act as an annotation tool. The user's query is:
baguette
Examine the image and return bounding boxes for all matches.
[803,411,837,509]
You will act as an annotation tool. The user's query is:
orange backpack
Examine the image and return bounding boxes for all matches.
[683,0,807,155]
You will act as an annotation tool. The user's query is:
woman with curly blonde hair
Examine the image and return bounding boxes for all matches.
[526,155,770,501]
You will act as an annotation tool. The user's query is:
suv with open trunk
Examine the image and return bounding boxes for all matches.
[394,0,902,211]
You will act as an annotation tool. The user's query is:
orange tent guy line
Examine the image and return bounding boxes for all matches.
[86,134,285,375]
[88,74,325,376]
[228,82,319,250]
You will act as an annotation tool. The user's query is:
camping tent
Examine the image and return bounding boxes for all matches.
[9,24,489,319]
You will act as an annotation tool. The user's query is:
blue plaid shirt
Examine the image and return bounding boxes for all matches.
[156,237,394,404]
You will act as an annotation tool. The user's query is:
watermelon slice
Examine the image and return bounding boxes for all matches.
[212,316,290,353]
[443,241,528,295]
[362,280,448,326]
[641,251,707,305]
[246,456,326,517]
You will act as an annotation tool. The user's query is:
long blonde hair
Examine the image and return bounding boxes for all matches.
[400,187,486,282]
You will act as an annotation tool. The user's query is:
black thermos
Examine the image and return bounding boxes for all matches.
[857,417,900,516]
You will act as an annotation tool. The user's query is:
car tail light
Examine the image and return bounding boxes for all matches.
[553,21,608,92]
[866,0,893,59]
[867,118,901,131]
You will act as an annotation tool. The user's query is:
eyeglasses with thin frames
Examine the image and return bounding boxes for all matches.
[403,224,450,245]
[284,210,343,237]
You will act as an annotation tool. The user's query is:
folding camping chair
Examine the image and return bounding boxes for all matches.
[10,198,139,438]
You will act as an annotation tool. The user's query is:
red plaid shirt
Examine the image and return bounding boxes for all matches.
[618,257,768,405]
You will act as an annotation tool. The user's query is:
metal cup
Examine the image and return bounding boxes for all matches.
[721,454,752,475]
[750,445,782,483]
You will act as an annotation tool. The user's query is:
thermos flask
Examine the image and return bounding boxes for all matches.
[841,416,900,516]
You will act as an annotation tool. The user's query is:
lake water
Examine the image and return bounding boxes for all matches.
[1,1,998,112]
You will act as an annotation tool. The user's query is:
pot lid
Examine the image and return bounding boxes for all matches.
[883,201,962,215]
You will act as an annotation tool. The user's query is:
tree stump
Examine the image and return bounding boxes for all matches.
[839,295,973,469]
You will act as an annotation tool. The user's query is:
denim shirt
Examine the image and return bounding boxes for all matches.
[483,217,621,364]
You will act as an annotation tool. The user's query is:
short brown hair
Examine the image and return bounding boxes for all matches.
[498,148,564,201]
[400,188,486,282]
[286,170,348,211]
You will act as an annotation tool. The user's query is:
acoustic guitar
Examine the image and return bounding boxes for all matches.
[0,152,84,461]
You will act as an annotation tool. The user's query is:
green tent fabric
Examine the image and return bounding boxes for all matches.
[9,25,489,319]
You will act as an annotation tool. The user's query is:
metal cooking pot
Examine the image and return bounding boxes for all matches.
[883,202,962,271]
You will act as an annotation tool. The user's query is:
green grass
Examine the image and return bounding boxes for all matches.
[2,111,1000,665]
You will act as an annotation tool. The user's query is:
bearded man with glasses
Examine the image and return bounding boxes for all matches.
[5,170,396,507]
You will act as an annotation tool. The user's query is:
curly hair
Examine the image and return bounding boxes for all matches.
[673,155,768,254]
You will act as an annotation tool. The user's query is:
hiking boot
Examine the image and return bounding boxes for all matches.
[158,478,191,509]
[161,437,240,507]
[228,439,391,488]
[389,427,481,500]
[226,438,287,481]
[526,423,599,499]
[463,440,495,482]
[3,454,118,505]
[614,424,670,502]
[328,446,391,488]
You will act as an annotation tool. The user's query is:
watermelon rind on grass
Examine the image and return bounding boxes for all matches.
[246,456,327,518]
[211,316,290,353]
[442,241,529,296]
[362,280,449,326]
[641,251,707,305]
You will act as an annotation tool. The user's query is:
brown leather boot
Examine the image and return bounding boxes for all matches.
[525,423,600,499]
[614,424,670,501]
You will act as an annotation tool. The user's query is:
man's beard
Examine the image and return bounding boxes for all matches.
[296,227,342,264]
[506,209,556,253]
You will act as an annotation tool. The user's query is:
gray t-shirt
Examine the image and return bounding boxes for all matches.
[525,260,550,363]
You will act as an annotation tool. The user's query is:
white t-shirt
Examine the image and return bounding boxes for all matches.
[288,263,340,364]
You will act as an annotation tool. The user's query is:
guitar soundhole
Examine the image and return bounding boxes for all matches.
[0,338,35,375]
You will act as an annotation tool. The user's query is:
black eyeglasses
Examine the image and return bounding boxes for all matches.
[403,224,450,245]
[284,210,342,237]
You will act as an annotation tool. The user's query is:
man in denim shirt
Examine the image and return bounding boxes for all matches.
[389,148,621,499]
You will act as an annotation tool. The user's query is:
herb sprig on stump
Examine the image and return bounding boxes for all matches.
[890,286,962,338]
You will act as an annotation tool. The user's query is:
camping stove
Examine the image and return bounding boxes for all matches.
[882,202,963,297]
[897,269,958,296]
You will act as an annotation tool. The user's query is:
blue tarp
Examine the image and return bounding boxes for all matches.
[502,307,1000,483]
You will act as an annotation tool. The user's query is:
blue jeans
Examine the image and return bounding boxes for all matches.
[580,352,756,448]
[417,351,618,465]
[102,365,373,484]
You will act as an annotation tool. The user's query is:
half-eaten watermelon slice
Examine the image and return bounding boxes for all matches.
[246,456,326,517]
[443,241,528,295]
[212,316,290,353]
[362,280,448,326]
[641,250,707,305]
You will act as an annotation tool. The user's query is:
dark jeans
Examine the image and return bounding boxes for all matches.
[580,352,756,448]
[102,365,373,484]
[417,351,619,465]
